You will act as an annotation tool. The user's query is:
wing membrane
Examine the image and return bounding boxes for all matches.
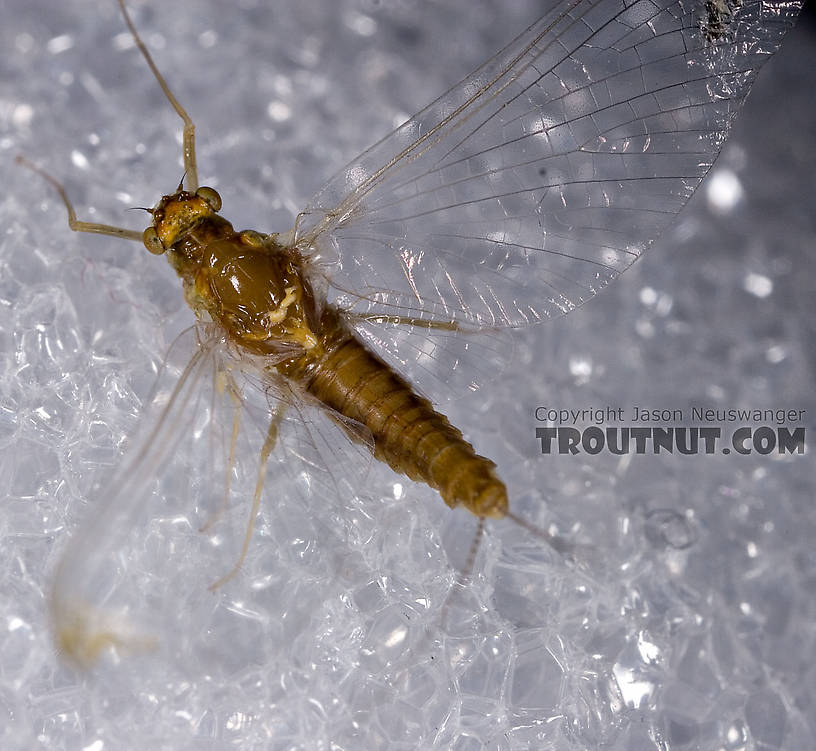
[344,308,514,401]
[295,0,800,327]
[51,325,223,665]
[50,326,374,667]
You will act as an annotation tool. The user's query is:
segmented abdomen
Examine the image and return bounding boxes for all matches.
[280,307,508,519]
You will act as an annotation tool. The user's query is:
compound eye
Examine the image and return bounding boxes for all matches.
[195,186,222,212]
[142,226,165,255]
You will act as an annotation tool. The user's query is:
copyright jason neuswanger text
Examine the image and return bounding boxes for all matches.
[534,406,807,456]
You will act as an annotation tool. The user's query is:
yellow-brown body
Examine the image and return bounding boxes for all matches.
[149,187,508,519]
[280,306,507,517]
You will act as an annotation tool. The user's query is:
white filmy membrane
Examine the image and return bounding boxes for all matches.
[1,1,814,749]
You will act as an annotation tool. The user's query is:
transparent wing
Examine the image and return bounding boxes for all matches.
[235,363,374,507]
[50,325,373,668]
[341,305,514,401]
[51,325,222,665]
[295,0,800,327]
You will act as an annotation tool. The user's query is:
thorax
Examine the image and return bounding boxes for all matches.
[166,217,321,358]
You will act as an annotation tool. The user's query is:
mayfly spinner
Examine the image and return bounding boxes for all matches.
[19,0,800,664]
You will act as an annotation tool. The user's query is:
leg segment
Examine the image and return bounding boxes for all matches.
[208,405,285,591]
[16,156,143,242]
[345,312,462,331]
[116,0,199,191]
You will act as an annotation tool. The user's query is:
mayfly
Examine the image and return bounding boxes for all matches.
[19,0,800,665]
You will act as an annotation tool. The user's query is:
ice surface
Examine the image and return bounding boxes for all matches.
[1,0,814,749]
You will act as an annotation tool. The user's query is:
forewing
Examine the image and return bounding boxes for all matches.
[50,326,374,668]
[50,324,225,665]
[295,0,800,327]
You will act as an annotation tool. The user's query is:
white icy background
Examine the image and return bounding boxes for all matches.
[1,1,814,749]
